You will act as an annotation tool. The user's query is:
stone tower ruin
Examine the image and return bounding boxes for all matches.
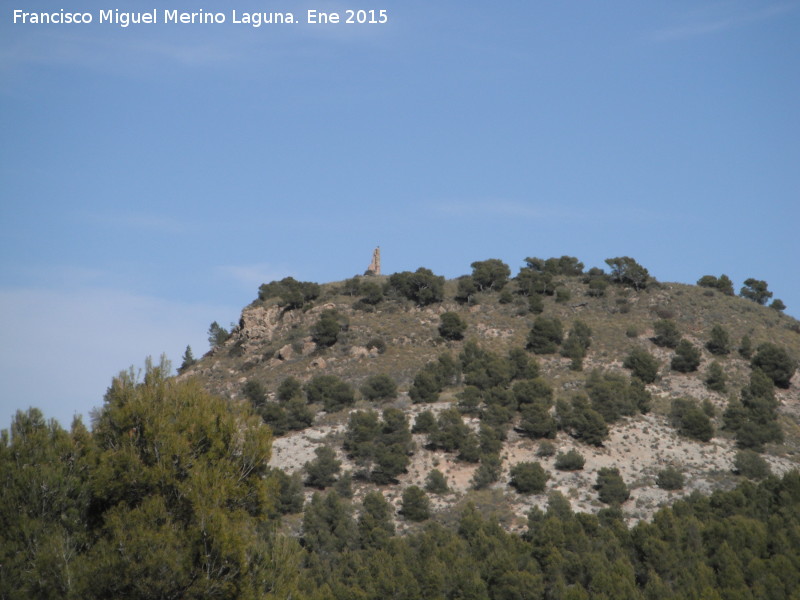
[365,246,381,276]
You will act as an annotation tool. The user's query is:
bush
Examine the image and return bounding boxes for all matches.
[563,398,609,446]
[242,379,267,407]
[454,275,479,305]
[273,470,305,514]
[751,343,795,389]
[471,259,511,291]
[656,467,685,490]
[697,274,734,295]
[359,281,384,305]
[439,312,468,341]
[258,277,320,309]
[706,325,731,356]
[509,462,550,494]
[734,450,771,479]
[360,374,398,401]
[400,486,430,521]
[554,450,585,471]
[304,446,342,489]
[537,440,556,457]
[623,348,659,383]
[653,319,681,348]
[740,278,773,305]
[305,375,356,412]
[739,335,753,359]
[586,370,650,423]
[517,403,557,440]
[705,361,727,393]
[561,321,592,370]
[471,454,502,490]
[457,386,482,414]
[595,468,629,504]
[528,294,544,314]
[671,398,713,442]
[208,321,231,349]
[277,376,303,402]
[671,340,701,373]
[425,469,449,494]
[388,268,445,306]
[605,257,650,290]
[770,299,787,312]
[311,309,348,348]
[412,410,436,433]
[527,317,564,354]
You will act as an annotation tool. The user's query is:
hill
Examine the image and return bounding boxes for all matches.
[182,257,800,530]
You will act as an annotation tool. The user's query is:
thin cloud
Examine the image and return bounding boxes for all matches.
[651,3,798,42]
[215,263,292,290]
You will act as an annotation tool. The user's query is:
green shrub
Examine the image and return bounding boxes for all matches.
[360,374,398,401]
[425,469,450,494]
[509,462,550,494]
[277,376,303,402]
[705,361,727,393]
[740,278,773,305]
[734,450,771,480]
[537,440,556,457]
[623,347,659,383]
[471,259,511,291]
[454,275,479,305]
[457,386,482,414]
[304,446,342,489]
[595,468,629,504]
[388,268,445,306]
[258,277,320,309]
[706,325,731,356]
[739,335,753,359]
[671,340,702,373]
[605,257,650,290]
[242,379,267,407]
[751,343,796,389]
[311,309,348,348]
[439,311,468,341]
[652,319,681,348]
[412,410,436,434]
[527,316,564,354]
[400,486,430,521]
[554,450,585,471]
[305,375,356,412]
[528,294,544,314]
[671,398,713,442]
[656,467,685,491]
[208,321,231,349]
[471,454,502,490]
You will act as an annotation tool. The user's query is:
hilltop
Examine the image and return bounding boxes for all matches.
[181,256,800,529]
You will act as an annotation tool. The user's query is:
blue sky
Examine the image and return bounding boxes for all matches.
[2,1,799,430]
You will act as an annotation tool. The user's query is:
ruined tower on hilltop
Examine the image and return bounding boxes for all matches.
[365,246,381,276]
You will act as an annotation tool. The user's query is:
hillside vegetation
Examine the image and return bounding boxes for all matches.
[185,256,800,526]
[3,255,800,599]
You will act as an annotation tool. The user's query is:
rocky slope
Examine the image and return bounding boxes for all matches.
[182,270,800,528]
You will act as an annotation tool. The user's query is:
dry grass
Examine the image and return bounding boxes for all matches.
[185,273,800,528]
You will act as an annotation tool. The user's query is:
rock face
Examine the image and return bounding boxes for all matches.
[238,305,289,342]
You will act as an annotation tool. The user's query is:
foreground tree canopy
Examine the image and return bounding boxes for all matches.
[0,357,281,600]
